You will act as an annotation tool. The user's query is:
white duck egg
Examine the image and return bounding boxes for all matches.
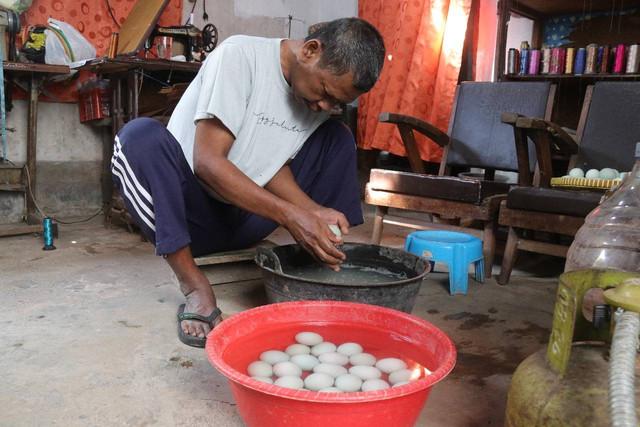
[388,369,413,385]
[328,224,342,237]
[285,344,311,356]
[290,354,320,371]
[313,363,348,377]
[585,168,600,179]
[318,387,343,393]
[361,379,390,392]
[247,360,273,377]
[336,342,363,357]
[274,375,304,389]
[304,373,334,391]
[568,168,584,178]
[375,358,408,374]
[295,331,323,346]
[334,374,363,392]
[392,381,410,387]
[251,376,274,384]
[260,350,289,365]
[311,342,337,356]
[349,365,382,381]
[319,352,349,366]
[273,361,302,377]
[349,353,377,366]
[599,168,618,180]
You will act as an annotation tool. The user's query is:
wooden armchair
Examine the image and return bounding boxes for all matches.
[365,82,556,278]
[497,82,640,285]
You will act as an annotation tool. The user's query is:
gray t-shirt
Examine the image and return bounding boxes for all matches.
[167,35,329,192]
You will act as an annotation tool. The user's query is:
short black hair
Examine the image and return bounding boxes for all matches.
[305,18,385,92]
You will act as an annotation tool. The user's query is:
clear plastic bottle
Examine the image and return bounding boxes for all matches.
[564,142,640,272]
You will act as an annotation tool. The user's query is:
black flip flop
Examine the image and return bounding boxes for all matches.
[177,304,222,348]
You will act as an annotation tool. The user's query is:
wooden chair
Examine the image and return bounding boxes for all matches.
[497,82,640,285]
[365,82,556,278]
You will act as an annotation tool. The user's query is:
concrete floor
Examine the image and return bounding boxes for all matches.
[0,205,565,426]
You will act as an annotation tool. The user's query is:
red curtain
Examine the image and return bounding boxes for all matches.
[16,0,183,102]
[358,0,472,162]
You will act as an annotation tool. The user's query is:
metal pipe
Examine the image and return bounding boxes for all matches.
[609,309,639,427]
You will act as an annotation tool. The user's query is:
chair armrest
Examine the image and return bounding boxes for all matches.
[379,112,450,148]
[514,117,579,155]
[500,112,526,125]
[501,112,533,186]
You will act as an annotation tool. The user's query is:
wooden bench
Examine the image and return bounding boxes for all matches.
[194,240,277,285]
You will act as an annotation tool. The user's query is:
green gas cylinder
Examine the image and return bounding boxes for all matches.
[505,269,640,426]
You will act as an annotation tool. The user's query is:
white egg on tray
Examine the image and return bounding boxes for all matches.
[295,331,324,346]
[290,354,320,371]
[375,357,408,374]
[285,343,311,356]
[599,167,618,180]
[361,378,390,392]
[304,372,334,391]
[585,168,600,179]
[334,373,363,392]
[273,361,303,377]
[568,167,584,178]
[336,342,363,356]
[247,360,273,377]
[311,342,337,356]
[260,350,289,365]
[318,352,350,366]
[349,352,377,366]
[274,375,304,389]
[313,363,348,377]
[349,365,382,381]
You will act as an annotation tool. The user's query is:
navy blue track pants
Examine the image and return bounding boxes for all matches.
[110,118,363,257]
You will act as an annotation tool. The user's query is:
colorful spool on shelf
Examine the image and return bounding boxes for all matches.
[507,48,519,75]
[574,48,586,75]
[626,44,640,74]
[614,44,625,73]
[585,44,598,74]
[565,48,575,74]
[528,49,540,75]
[600,45,610,73]
[541,46,551,74]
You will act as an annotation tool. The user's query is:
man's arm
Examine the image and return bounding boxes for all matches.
[193,117,345,269]
[264,164,350,236]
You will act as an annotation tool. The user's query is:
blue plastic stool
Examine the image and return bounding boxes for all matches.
[404,231,484,295]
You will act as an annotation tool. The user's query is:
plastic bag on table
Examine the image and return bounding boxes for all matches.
[0,0,32,13]
[46,17,96,63]
[44,28,69,66]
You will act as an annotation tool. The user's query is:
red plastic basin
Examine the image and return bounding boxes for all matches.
[206,301,456,427]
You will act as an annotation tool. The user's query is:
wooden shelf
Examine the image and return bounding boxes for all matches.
[2,61,69,76]
[513,0,640,17]
[503,73,640,82]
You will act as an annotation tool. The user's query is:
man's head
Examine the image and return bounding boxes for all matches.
[288,18,385,113]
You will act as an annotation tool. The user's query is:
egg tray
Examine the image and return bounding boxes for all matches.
[550,176,622,190]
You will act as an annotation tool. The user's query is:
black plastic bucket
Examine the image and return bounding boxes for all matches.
[254,243,430,313]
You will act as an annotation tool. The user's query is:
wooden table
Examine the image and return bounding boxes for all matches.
[0,62,70,237]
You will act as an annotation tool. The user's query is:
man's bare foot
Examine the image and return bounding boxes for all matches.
[165,245,223,342]
[181,288,223,338]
